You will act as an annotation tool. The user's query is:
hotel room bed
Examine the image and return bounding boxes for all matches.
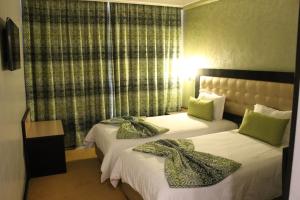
[108,69,294,200]
[85,112,237,182]
[110,130,283,200]
[85,69,294,184]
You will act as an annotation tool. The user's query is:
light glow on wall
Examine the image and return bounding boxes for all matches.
[175,56,212,80]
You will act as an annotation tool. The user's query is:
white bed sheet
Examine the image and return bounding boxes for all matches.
[85,113,237,182]
[110,130,283,200]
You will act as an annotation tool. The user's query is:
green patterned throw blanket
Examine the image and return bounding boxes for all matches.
[133,139,241,188]
[101,116,169,139]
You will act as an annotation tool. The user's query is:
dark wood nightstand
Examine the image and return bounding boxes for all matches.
[25,119,66,178]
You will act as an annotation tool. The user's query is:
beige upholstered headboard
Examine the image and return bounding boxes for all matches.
[200,76,293,117]
[195,69,294,123]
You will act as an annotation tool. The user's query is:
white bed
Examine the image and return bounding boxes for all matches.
[110,130,283,200]
[85,112,237,182]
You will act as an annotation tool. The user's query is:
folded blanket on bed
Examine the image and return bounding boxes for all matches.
[133,139,241,188]
[101,116,169,139]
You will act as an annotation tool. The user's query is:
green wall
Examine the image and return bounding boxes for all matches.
[182,0,299,107]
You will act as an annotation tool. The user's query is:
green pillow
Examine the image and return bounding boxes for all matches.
[187,97,214,121]
[239,109,289,146]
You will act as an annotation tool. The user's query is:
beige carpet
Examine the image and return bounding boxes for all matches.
[27,148,126,200]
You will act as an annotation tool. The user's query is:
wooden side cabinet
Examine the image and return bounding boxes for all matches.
[25,119,67,178]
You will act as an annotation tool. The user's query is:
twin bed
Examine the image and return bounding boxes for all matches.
[111,130,283,200]
[85,69,294,200]
[85,112,237,181]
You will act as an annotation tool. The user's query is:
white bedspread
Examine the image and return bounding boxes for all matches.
[85,113,237,182]
[110,130,283,200]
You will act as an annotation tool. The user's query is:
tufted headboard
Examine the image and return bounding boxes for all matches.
[195,69,295,124]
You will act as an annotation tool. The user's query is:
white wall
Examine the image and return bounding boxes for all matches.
[0,0,26,199]
[290,84,300,200]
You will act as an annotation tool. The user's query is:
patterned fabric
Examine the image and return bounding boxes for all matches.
[101,116,169,139]
[110,3,182,117]
[133,139,241,188]
[23,0,111,147]
[23,0,182,147]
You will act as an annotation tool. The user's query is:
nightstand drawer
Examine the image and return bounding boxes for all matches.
[27,135,66,177]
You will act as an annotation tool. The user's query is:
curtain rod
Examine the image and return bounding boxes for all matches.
[83,0,183,8]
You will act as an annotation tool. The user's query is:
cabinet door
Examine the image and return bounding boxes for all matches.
[27,136,66,177]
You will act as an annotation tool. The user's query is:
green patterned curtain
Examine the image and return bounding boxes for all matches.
[110,3,182,117]
[23,0,112,147]
[23,0,182,147]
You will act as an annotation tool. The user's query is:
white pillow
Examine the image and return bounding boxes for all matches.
[254,104,292,146]
[198,91,225,120]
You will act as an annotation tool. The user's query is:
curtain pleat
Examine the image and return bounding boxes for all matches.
[23,0,182,147]
[23,0,111,147]
[110,3,182,117]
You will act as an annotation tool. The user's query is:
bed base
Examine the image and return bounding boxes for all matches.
[95,146,144,200]
[95,146,104,162]
[121,182,143,200]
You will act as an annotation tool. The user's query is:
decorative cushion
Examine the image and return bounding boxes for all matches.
[198,91,225,120]
[254,104,292,146]
[239,109,289,146]
[188,97,214,121]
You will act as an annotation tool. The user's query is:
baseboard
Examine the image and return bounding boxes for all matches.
[23,176,29,200]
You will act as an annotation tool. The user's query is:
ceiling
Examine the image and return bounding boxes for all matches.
[107,0,202,7]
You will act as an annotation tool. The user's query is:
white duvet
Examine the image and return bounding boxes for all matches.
[85,113,237,182]
[110,130,283,200]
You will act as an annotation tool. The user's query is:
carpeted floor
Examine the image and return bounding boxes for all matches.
[27,148,126,200]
